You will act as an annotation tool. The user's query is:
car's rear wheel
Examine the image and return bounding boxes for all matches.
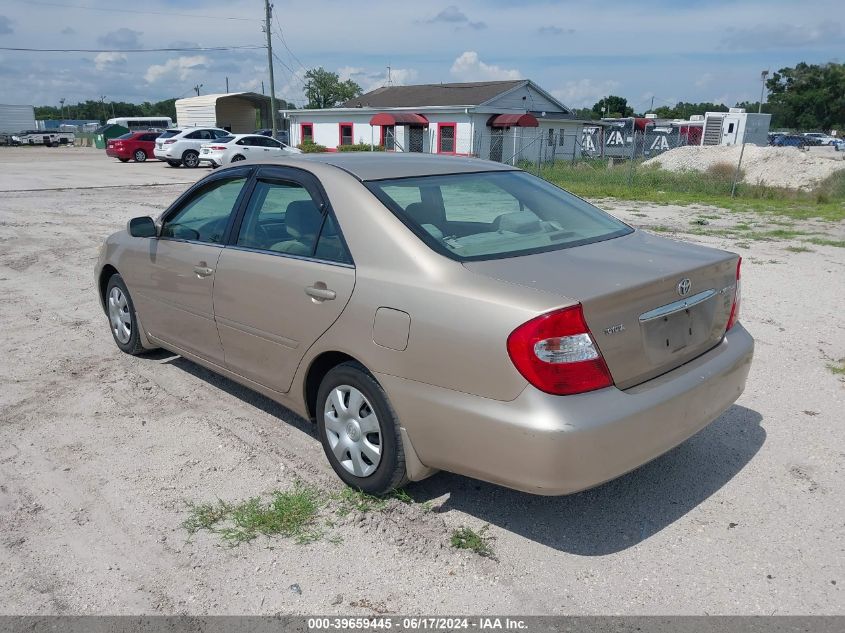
[231,154,245,162]
[134,149,147,162]
[316,362,407,495]
[105,274,146,355]
[167,160,181,167]
[182,150,200,168]
[118,158,129,163]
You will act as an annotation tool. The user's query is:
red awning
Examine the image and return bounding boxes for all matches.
[369,112,428,126]
[487,113,539,128]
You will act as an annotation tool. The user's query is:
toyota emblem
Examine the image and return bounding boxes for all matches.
[677,278,692,296]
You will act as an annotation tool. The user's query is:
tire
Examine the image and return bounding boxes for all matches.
[182,150,200,168]
[134,149,147,162]
[231,154,245,162]
[316,362,408,495]
[166,160,181,167]
[118,158,129,163]
[105,274,146,355]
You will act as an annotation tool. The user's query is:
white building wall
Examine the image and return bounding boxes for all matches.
[0,104,36,133]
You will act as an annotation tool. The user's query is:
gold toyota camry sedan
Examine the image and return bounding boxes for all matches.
[95,153,753,495]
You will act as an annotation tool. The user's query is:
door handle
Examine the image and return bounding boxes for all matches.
[305,285,336,301]
[193,265,214,277]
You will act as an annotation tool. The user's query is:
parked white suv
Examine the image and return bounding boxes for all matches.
[154,127,230,167]
[802,132,838,146]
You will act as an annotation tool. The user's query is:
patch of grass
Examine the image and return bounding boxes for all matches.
[538,160,845,222]
[803,237,845,248]
[785,245,814,253]
[827,360,845,375]
[450,525,495,559]
[392,488,413,504]
[333,487,390,515]
[649,225,672,233]
[184,484,322,545]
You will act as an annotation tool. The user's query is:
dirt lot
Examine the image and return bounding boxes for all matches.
[1,146,844,615]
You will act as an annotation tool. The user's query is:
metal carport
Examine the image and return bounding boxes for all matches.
[175,92,272,133]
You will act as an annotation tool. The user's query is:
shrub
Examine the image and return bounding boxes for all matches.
[706,161,739,181]
[297,140,327,153]
[337,143,385,152]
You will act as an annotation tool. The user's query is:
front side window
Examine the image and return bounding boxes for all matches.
[160,177,246,244]
[367,171,632,261]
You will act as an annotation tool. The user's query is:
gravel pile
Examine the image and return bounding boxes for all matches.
[643,144,845,190]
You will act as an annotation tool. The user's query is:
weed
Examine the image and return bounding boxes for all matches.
[392,489,413,504]
[649,225,672,233]
[450,525,495,559]
[333,487,389,515]
[706,161,738,181]
[803,237,845,248]
[827,360,845,375]
[184,484,322,545]
[785,245,814,253]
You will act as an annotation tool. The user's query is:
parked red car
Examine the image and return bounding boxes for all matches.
[106,131,160,163]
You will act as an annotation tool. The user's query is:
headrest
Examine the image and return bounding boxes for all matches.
[285,200,322,238]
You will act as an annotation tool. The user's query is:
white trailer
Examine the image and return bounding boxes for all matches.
[701,108,771,146]
[0,104,36,134]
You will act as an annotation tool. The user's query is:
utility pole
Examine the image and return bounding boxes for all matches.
[225,76,229,93]
[99,95,107,122]
[264,0,278,137]
[59,98,65,120]
[759,70,769,114]
[194,83,203,96]
[650,96,654,112]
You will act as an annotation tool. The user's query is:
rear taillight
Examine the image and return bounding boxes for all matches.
[208,145,227,150]
[164,139,176,144]
[726,257,742,330]
[507,304,614,396]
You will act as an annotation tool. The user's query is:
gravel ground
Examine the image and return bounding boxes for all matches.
[643,144,845,190]
[1,147,844,615]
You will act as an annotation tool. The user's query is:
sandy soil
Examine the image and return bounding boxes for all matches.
[1,147,844,615]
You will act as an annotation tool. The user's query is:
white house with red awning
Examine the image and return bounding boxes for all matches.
[284,80,587,163]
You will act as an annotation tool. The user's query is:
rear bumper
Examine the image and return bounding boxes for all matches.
[377,324,754,495]
[106,148,130,159]
[199,155,221,167]
[153,148,173,161]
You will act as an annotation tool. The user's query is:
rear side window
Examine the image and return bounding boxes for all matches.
[236,180,351,264]
[117,133,133,140]
[158,129,181,139]
[161,178,246,244]
[367,171,632,261]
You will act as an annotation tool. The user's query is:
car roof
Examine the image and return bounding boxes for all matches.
[271,152,519,181]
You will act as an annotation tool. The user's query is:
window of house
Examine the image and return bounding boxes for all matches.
[339,123,353,146]
[559,129,567,146]
[728,123,735,133]
[301,123,313,143]
[547,128,555,146]
[381,125,395,150]
[438,123,456,154]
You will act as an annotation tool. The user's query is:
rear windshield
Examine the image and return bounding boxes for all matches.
[216,136,236,144]
[366,171,632,261]
[116,133,134,140]
[158,129,181,139]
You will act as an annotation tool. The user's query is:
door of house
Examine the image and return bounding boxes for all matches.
[408,126,424,153]
[489,128,504,162]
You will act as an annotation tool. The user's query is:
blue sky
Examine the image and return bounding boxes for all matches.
[0,0,841,111]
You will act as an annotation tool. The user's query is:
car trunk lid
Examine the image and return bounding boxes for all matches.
[463,230,738,389]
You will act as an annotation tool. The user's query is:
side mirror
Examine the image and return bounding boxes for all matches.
[128,216,157,238]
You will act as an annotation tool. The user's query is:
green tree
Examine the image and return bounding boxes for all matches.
[303,67,362,109]
[766,62,845,131]
[652,102,729,119]
[591,95,633,118]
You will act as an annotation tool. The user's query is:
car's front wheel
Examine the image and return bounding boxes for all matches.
[134,149,147,162]
[105,274,146,355]
[316,362,407,495]
[182,150,200,168]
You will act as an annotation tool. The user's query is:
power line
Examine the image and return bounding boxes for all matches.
[1,45,265,53]
[17,0,256,21]
[273,13,308,74]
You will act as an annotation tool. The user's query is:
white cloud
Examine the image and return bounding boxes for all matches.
[552,79,621,108]
[449,51,520,82]
[94,52,127,72]
[695,72,714,88]
[144,56,209,84]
